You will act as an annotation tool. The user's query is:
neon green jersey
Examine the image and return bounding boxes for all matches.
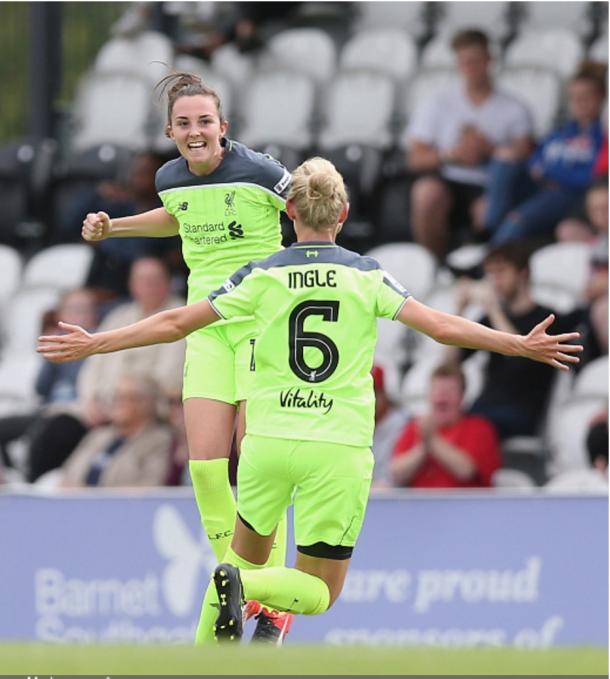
[208,241,410,447]
[156,139,289,308]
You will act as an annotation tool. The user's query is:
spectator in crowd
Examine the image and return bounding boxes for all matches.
[0,288,99,481]
[556,180,608,360]
[546,408,608,492]
[447,241,576,439]
[391,363,501,488]
[405,29,533,260]
[62,152,183,302]
[371,365,409,488]
[77,255,186,410]
[15,258,184,482]
[482,64,606,245]
[57,373,173,488]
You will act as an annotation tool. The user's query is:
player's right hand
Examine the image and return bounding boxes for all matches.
[82,211,111,241]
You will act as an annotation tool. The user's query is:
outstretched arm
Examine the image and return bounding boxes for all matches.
[82,207,179,241]
[398,298,582,370]
[37,301,220,363]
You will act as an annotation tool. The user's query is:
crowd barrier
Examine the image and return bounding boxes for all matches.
[1,488,607,646]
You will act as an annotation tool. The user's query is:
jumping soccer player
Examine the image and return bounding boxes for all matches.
[80,72,292,643]
[41,158,582,641]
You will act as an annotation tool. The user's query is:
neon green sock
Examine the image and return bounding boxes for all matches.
[241,566,330,616]
[194,549,264,645]
[265,513,287,567]
[189,459,236,562]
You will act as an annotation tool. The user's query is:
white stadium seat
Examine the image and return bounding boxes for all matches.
[72,72,152,151]
[95,31,174,84]
[505,29,584,79]
[497,66,562,138]
[238,72,315,150]
[522,2,592,35]
[318,71,396,149]
[355,2,427,36]
[530,242,590,313]
[365,243,437,300]
[589,33,608,62]
[0,245,22,304]
[340,30,418,81]
[401,68,457,122]
[4,288,61,355]
[210,44,255,89]
[437,2,510,39]
[573,356,609,400]
[22,244,94,291]
[260,29,337,84]
[548,396,607,473]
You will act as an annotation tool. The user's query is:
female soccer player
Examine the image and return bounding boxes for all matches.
[80,72,292,640]
[41,158,582,642]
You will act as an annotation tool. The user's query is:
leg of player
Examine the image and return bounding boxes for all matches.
[185,397,238,562]
[235,401,287,570]
[209,520,349,643]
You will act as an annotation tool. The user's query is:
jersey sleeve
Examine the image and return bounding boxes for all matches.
[207,262,260,319]
[260,154,291,209]
[375,270,411,320]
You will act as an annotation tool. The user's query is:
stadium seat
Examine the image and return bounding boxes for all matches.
[0,353,42,415]
[572,356,609,400]
[354,1,428,37]
[434,2,511,40]
[589,32,609,62]
[339,30,418,81]
[547,396,607,473]
[501,436,548,485]
[318,71,396,149]
[95,31,174,84]
[365,242,437,300]
[260,29,337,84]
[530,242,590,313]
[3,288,61,356]
[22,244,94,291]
[504,29,584,79]
[492,468,536,489]
[497,66,562,139]
[519,2,592,37]
[401,68,457,121]
[238,72,315,150]
[0,245,22,305]
[210,44,256,90]
[71,72,153,152]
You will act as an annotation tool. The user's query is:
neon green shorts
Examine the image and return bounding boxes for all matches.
[237,434,374,556]
[182,319,256,404]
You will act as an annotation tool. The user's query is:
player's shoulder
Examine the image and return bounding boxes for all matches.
[155,157,190,193]
[226,139,291,195]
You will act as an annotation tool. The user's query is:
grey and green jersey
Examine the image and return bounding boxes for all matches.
[156,138,289,308]
[208,242,411,447]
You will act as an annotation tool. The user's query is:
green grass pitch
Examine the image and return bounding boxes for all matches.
[0,644,607,675]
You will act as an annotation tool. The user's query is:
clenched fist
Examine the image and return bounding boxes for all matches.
[82,211,111,241]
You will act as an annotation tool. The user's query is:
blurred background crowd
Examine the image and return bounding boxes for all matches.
[0,1,607,493]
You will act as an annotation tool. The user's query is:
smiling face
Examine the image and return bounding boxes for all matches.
[167,94,228,175]
[428,376,464,429]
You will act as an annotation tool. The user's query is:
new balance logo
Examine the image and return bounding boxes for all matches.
[228,221,244,239]
[177,201,188,211]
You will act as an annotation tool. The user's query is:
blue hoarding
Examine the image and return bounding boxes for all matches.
[1,489,607,646]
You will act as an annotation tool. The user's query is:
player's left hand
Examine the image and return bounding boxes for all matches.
[37,322,95,363]
[521,314,583,371]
